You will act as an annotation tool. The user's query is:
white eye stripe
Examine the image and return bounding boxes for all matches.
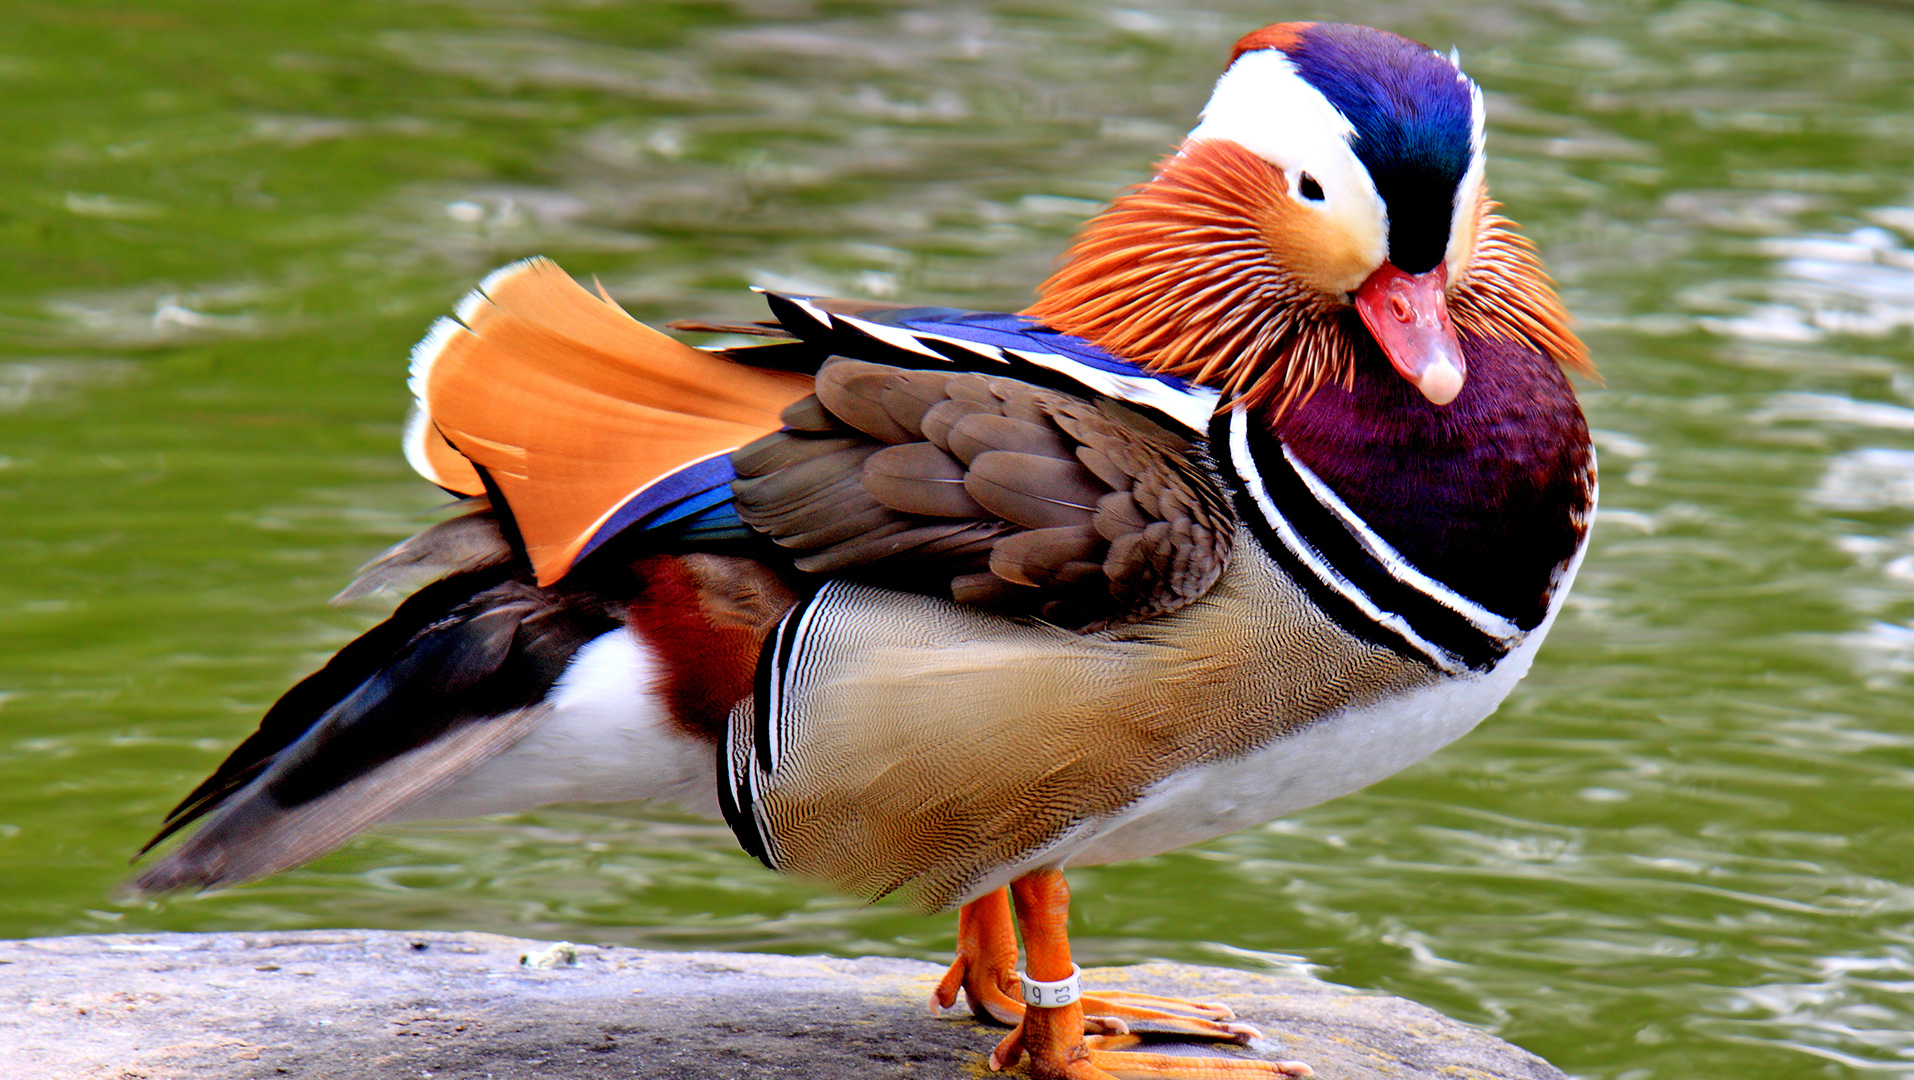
[1185,49,1387,288]
[1187,46,1486,288]
[1467,71,1486,154]
[1446,62,1488,281]
[1189,49,1355,163]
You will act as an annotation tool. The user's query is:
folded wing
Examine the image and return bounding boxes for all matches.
[734,358,1233,631]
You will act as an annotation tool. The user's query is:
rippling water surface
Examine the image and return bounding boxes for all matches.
[4,2,1914,1076]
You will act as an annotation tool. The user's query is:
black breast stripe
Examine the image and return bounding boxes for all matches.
[720,594,817,871]
[715,737,773,870]
[1214,409,1518,674]
[723,582,861,872]
[717,711,774,871]
[1243,420,1511,669]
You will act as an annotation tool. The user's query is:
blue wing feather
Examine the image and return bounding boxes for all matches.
[571,454,748,565]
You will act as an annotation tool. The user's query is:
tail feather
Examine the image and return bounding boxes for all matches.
[135,577,619,888]
[140,568,516,855]
[332,498,510,605]
[408,258,812,584]
[134,704,551,893]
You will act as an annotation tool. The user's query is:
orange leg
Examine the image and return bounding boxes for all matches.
[934,889,1249,1039]
[984,869,1313,1080]
[931,887,1026,1025]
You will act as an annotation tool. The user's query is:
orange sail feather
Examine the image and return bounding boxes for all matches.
[406,258,812,584]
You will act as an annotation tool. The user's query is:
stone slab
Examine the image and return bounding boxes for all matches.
[0,930,1565,1080]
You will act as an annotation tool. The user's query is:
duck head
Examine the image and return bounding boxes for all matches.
[1028,21,1589,413]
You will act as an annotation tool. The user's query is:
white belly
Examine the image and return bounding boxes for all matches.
[1059,552,1580,868]
[390,630,722,822]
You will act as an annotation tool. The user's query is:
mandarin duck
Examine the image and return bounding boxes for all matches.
[135,21,1594,1080]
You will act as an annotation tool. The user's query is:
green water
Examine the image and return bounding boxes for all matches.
[4,1,1914,1075]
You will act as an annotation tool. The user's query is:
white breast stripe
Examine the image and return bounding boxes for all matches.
[1226,408,1466,675]
[1280,444,1521,641]
[722,714,759,851]
[753,581,860,872]
[765,585,832,774]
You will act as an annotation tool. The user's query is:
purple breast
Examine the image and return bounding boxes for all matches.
[1272,333,1592,631]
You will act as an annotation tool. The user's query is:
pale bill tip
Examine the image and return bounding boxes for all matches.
[1416,357,1465,406]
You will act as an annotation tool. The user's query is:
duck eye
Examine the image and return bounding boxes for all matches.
[1297,172,1325,202]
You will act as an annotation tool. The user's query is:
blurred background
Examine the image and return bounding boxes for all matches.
[2,1,1913,1076]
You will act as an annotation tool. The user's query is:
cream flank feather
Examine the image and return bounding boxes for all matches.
[736,537,1436,912]
[1026,139,1592,416]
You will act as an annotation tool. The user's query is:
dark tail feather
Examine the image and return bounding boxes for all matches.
[139,566,514,857]
[133,704,551,892]
[331,498,510,605]
[134,576,618,890]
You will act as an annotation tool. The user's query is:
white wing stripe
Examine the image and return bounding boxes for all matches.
[1005,348,1219,433]
[830,314,946,359]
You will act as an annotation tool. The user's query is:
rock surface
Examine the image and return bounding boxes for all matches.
[0,930,1565,1080]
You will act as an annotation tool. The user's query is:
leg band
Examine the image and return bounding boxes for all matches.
[1019,963,1082,1008]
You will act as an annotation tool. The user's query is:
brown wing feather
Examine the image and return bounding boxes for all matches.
[409,259,813,584]
[732,358,1233,631]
